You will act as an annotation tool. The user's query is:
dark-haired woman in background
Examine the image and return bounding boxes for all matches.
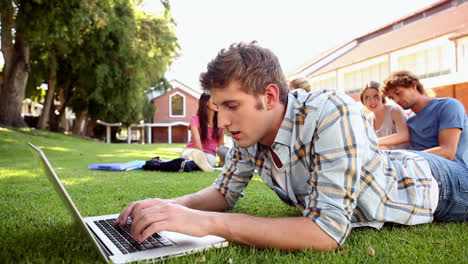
[144,93,225,172]
[180,93,225,170]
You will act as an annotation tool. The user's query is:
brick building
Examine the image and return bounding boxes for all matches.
[149,79,202,143]
[289,0,468,111]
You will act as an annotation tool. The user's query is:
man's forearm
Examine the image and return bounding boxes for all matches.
[378,133,409,146]
[423,146,455,160]
[207,213,339,251]
[170,186,229,212]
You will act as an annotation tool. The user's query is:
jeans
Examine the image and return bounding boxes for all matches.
[415,151,468,222]
[142,159,200,172]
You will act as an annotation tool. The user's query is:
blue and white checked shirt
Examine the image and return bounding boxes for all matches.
[213,89,434,245]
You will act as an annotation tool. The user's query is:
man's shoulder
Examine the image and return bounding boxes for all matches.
[432,97,466,114]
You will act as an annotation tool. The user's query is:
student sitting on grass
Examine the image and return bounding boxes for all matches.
[360,80,410,150]
[143,93,226,172]
[382,70,468,168]
[118,42,468,251]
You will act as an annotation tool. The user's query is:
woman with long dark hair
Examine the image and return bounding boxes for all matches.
[180,93,224,169]
[143,93,225,172]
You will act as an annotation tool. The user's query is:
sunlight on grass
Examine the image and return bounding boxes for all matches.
[18,127,33,132]
[97,153,151,158]
[1,138,18,143]
[61,177,93,186]
[96,147,183,160]
[164,147,184,152]
[0,168,37,179]
[44,146,72,152]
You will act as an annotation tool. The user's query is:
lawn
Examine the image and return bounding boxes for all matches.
[0,127,467,264]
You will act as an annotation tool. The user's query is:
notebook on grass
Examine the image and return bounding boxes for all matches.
[28,142,228,263]
[88,160,145,171]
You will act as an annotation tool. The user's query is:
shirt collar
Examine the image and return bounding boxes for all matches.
[272,92,299,148]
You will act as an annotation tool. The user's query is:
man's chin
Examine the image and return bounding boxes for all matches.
[235,139,255,148]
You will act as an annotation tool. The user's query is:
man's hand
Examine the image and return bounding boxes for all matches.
[115,198,163,227]
[130,200,212,241]
[116,198,214,242]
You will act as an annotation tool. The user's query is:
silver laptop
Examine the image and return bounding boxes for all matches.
[28,142,228,263]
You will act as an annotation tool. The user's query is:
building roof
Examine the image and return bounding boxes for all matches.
[296,0,468,78]
[168,79,203,98]
[147,79,202,101]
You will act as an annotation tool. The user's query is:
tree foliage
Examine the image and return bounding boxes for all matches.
[1,0,179,131]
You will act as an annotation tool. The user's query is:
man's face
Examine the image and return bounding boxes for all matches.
[211,80,272,148]
[386,85,418,110]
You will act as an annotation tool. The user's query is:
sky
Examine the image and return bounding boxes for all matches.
[0,0,440,90]
[140,0,440,90]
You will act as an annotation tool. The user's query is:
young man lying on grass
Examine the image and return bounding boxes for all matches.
[117,42,468,251]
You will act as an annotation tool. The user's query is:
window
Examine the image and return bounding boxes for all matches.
[170,93,185,117]
[457,36,468,72]
[310,76,337,91]
[343,61,389,94]
[398,44,451,79]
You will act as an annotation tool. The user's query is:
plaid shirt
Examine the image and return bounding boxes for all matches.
[213,89,435,245]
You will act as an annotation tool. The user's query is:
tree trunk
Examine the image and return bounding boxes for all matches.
[0,33,30,127]
[0,2,29,127]
[37,51,57,130]
[86,119,97,138]
[72,111,88,136]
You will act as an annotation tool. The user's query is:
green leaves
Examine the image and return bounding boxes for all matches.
[23,0,179,127]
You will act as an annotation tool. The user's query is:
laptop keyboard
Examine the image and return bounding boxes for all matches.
[94,218,174,255]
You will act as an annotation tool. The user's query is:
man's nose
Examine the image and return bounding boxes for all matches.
[217,110,231,129]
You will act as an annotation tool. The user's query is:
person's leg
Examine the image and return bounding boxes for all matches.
[415,151,468,222]
[205,153,217,167]
[190,149,214,172]
[180,148,195,160]
[142,158,199,172]
[217,146,229,162]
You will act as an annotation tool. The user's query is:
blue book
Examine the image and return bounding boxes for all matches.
[88,160,146,171]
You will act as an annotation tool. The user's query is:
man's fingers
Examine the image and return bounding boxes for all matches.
[132,211,167,241]
[116,202,137,226]
[117,198,164,226]
[139,221,169,242]
[132,202,166,227]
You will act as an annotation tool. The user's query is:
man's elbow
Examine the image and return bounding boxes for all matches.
[442,146,457,161]
[313,240,339,252]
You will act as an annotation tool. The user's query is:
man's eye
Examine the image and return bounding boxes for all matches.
[228,105,238,110]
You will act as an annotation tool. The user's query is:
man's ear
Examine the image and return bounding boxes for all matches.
[264,84,280,110]
[411,82,419,92]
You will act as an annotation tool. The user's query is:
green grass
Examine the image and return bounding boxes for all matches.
[0,127,467,264]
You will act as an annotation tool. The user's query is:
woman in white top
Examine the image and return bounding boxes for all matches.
[360,81,410,150]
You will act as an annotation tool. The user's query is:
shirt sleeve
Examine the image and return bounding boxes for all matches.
[303,94,367,245]
[212,142,256,208]
[439,98,467,131]
[189,115,200,128]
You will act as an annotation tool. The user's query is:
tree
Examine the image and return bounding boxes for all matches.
[1,0,179,133]
[0,0,92,128]
[66,0,179,132]
[0,1,31,127]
